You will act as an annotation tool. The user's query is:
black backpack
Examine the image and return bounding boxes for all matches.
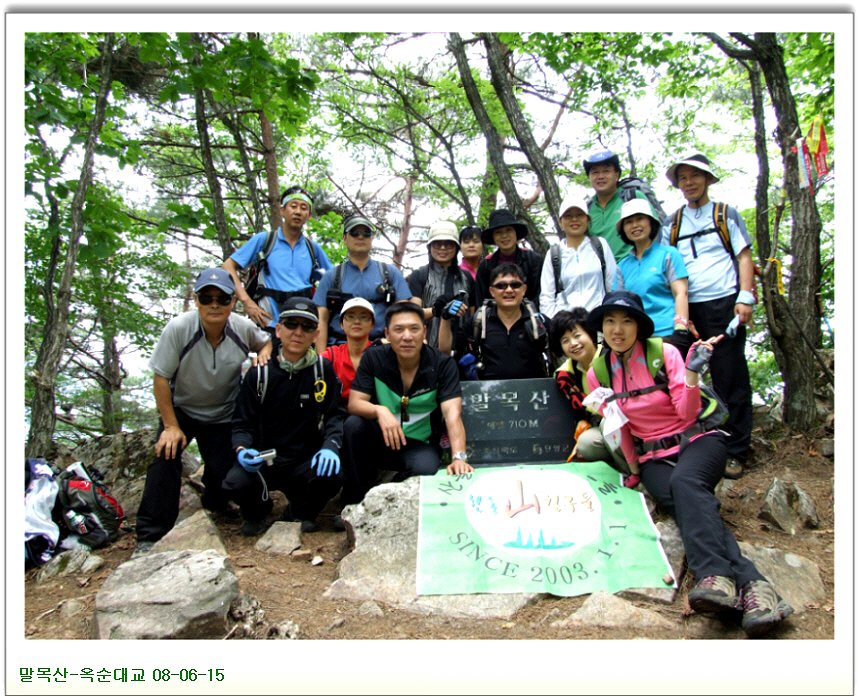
[325,260,393,316]
[616,176,668,223]
[53,462,125,549]
[244,228,320,302]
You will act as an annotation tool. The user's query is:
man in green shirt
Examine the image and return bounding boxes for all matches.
[584,149,647,263]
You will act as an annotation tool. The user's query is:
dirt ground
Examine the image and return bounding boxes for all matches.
[24,425,836,642]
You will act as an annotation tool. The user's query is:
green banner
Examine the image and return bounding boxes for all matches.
[417,461,674,597]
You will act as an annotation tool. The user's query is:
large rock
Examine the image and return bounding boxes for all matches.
[325,479,543,619]
[759,478,820,534]
[738,542,826,613]
[95,549,238,639]
[552,591,674,630]
[255,521,302,556]
[151,510,226,556]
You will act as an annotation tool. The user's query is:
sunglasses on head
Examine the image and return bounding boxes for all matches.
[281,318,317,332]
[348,229,373,238]
[197,293,233,306]
[491,281,524,291]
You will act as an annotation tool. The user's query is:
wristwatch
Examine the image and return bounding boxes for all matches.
[451,451,469,462]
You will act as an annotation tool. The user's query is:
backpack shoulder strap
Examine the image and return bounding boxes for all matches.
[711,201,733,257]
[550,244,563,292]
[644,337,665,379]
[304,236,319,272]
[669,206,685,246]
[256,364,269,403]
[588,236,608,292]
[171,324,205,383]
[591,349,611,388]
[332,262,345,293]
[223,320,250,355]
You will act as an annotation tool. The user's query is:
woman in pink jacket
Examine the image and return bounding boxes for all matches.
[585,290,792,638]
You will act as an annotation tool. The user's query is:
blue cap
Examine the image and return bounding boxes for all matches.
[583,150,621,175]
[193,268,235,295]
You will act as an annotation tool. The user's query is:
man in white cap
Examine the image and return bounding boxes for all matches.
[661,153,755,479]
[406,220,474,348]
[134,268,272,553]
[313,212,416,350]
[223,184,334,330]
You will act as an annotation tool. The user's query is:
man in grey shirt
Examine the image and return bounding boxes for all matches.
[134,268,272,553]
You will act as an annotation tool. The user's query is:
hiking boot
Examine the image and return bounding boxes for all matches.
[740,580,794,638]
[688,575,739,614]
[300,520,320,533]
[240,519,268,537]
[724,457,744,479]
[205,502,241,520]
[132,540,155,558]
[332,515,347,532]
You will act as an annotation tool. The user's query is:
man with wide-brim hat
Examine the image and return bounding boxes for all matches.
[660,152,755,480]
[474,208,542,309]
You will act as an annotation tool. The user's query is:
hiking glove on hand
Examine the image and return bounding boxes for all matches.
[237,448,264,473]
[311,448,340,477]
[443,298,464,318]
[458,353,479,381]
[432,296,451,318]
[685,343,713,374]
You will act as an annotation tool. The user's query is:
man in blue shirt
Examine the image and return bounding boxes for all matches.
[313,213,416,350]
[223,185,333,330]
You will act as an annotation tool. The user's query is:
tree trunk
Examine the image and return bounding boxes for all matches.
[481,32,561,250]
[191,34,232,260]
[449,33,540,244]
[751,33,823,429]
[100,307,123,435]
[26,34,116,458]
[259,110,282,231]
[394,175,414,269]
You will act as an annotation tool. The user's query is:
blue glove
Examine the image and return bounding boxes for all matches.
[237,448,264,473]
[685,343,713,374]
[458,353,479,381]
[443,298,465,318]
[311,448,341,477]
[725,315,741,338]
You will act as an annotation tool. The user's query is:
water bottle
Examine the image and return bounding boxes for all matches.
[65,510,88,535]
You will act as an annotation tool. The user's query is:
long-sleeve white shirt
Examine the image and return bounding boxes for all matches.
[539,236,618,318]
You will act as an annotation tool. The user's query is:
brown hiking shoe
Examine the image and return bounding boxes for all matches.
[724,458,744,479]
[688,575,739,613]
[740,580,794,637]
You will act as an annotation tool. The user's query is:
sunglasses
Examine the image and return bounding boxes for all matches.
[431,240,457,248]
[281,319,317,332]
[197,294,233,306]
[348,229,373,239]
[491,281,524,291]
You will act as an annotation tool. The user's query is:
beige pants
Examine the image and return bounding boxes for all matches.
[575,421,637,475]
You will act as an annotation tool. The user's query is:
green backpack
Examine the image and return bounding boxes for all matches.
[590,337,729,432]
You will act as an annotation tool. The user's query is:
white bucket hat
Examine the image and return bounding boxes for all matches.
[426,221,460,248]
[616,198,662,244]
[665,153,720,187]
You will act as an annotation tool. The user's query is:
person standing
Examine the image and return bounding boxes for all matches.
[223,184,333,330]
[583,150,649,263]
[661,153,755,479]
[134,268,272,553]
[458,224,484,281]
[313,212,416,350]
[340,302,473,506]
[223,297,346,535]
[584,291,793,638]
[474,209,542,309]
[539,191,617,317]
[407,220,473,349]
[615,198,692,356]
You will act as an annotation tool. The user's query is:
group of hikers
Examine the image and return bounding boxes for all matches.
[134,150,792,638]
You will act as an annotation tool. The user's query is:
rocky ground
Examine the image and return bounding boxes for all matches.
[24,421,837,644]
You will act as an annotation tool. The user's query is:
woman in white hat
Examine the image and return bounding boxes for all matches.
[539,191,618,318]
[321,297,374,400]
[406,221,474,349]
[615,198,692,355]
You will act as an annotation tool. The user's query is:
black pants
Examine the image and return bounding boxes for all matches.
[136,408,234,542]
[221,457,342,523]
[641,432,764,586]
[689,294,753,462]
[340,415,441,505]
